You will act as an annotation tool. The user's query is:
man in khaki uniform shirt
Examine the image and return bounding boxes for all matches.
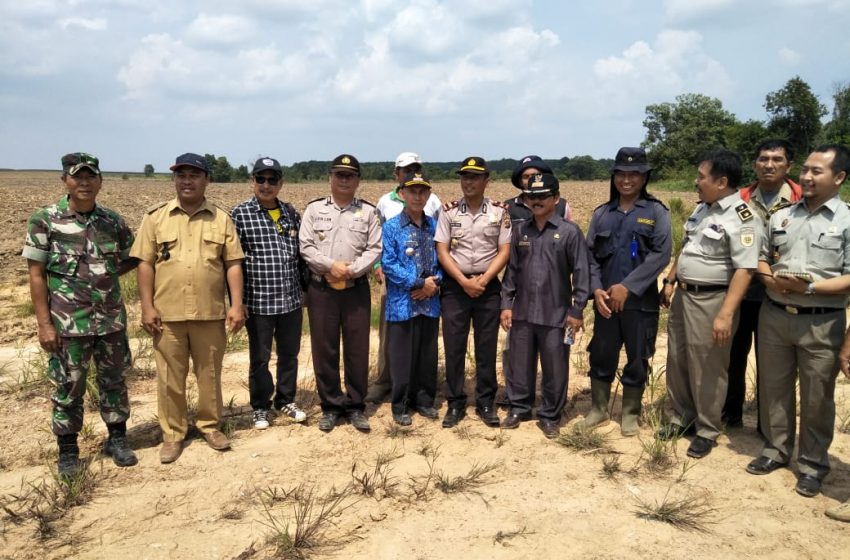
[659,149,761,459]
[435,157,511,428]
[131,153,246,463]
[745,144,850,499]
[299,154,382,433]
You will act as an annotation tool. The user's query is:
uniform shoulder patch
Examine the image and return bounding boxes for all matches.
[734,203,753,222]
[443,199,460,212]
[145,201,168,214]
[307,196,326,205]
[357,198,375,208]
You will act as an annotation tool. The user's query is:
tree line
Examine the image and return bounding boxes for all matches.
[142,76,848,183]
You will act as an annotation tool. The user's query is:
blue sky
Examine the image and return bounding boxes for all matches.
[1,0,848,172]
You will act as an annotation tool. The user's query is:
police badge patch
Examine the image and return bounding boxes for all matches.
[741,227,755,247]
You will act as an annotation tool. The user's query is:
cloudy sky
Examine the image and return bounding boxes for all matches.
[1,0,848,172]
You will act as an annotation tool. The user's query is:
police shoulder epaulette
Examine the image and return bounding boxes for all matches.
[443,199,460,212]
[490,199,505,208]
[145,201,168,214]
[357,198,375,208]
[735,203,753,222]
[307,196,326,205]
[592,202,608,213]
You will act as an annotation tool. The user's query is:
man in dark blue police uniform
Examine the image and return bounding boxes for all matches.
[580,147,672,436]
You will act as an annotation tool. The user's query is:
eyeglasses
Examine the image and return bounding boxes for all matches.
[254,176,280,186]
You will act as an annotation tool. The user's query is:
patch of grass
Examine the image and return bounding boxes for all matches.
[600,455,621,480]
[14,300,35,318]
[1,343,51,396]
[493,526,535,546]
[435,461,502,495]
[634,487,716,532]
[384,422,419,439]
[406,447,440,501]
[350,447,402,501]
[259,483,361,558]
[119,273,139,303]
[554,425,612,455]
[483,428,510,449]
[226,330,250,353]
[667,196,693,255]
[655,179,695,192]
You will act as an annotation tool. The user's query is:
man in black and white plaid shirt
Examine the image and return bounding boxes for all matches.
[231,157,307,429]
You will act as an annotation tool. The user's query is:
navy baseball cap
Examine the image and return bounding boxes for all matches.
[511,155,553,188]
[169,153,210,173]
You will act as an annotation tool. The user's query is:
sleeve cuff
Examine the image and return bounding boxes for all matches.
[21,246,48,262]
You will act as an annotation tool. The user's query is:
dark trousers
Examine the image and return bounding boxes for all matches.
[388,316,439,415]
[507,320,568,421]
[588,309,658,388]
[306,281,370,413]
[441,277,501,409]
[725,298,761,426]
[245,308,303,411]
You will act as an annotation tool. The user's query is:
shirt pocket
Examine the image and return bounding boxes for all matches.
[698,227,727,257]
[45,242,83,277]
[484,225,500,238]
[202,229,225,261]
[810,234,843,267]
[591,230,613,259]
[154,231,178,265]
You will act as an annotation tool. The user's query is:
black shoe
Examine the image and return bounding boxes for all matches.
[746,456,787,475]
[501,411,531,429]
[57,448,81,478]
[104,435,138,467]
[442,408,465,428]
[318,412,341,432]
[415,406,439,420]
[347,410,371,432]
[538,419,560,439]
[656,423,694,441]
[475,406,500,428]
[796,474,822,498]
[686,436,717,459]
[393,412,412,426]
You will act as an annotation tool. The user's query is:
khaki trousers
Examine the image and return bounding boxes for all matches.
[757,302,844,478]
[154,320,226,442]
[666,290,737,440]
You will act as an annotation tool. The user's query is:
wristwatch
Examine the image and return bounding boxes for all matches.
[662,278,673,287]
[804,282,816,296]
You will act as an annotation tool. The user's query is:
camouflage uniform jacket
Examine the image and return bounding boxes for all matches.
[22,195,134,337]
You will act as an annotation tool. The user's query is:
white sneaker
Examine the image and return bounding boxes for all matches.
[279,403,307,423]
[253,409,270,430]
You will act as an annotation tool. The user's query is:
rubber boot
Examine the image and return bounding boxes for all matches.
[621,385,644,437]
[57,433,81,478]
[104,422,138,467]
[577,379,610,430]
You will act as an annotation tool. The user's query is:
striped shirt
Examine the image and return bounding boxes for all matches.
[231,196,303,315]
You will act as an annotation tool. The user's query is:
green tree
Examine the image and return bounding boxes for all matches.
[724,119,771,184]
[764,76,827,159]
[203,153,234,183]
[143,163,155,177]
[233,164,250,182]
[642,93,737,177]
[821,82,850,147]
[563,155,606,180]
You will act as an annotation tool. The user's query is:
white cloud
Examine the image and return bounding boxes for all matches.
[591,30,733,114]
[778,47,801,65]
[185,13,255,46]
[58,17,107,31]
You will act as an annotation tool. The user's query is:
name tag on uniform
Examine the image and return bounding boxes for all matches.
[637,218,655,226]
[518,241,531,247]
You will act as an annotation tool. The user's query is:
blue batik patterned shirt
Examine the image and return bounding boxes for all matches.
[382,211,442,321]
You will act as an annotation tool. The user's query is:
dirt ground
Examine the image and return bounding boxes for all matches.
[1,172,849,559]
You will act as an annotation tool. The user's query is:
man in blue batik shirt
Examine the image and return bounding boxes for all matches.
[381,172,442,426]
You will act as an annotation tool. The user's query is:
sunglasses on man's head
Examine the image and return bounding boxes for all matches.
[254,176,280,186]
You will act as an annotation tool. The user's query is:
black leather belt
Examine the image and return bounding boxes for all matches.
[677,281,727,293]
[769,300,844,315]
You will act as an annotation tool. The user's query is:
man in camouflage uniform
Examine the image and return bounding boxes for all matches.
[23,152,138,477]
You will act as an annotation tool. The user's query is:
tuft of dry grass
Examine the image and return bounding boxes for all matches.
[493,526,535,546]
[634,487,716,532]
[435,461,502,495]
[554,424,612,455]
[350,447,402,501]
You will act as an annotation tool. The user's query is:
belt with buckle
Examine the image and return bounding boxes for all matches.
[677,281,727,293]
[769,300,844,315]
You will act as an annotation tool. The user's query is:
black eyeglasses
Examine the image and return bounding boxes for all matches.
[254,176,280,186]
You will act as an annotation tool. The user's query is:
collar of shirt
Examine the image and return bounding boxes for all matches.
[711,192,741,211]
[390,189,404,205]
[606,196,648,211]
[752,182,794,207]
[56,194,107,220]
[248,196,281,214]
[326,196,362,211]
[459,198,490,215]
[800,194,842,216]
[398,210,431,229]
[166,197,214,217]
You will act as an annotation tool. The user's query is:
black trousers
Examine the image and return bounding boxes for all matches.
[388,316,439,415]
[507,320,568,421]
[441,277,501,409]
[306,281,370,413]
[245,308,303,411]
[725,298,762,426]
[587,308,658,388]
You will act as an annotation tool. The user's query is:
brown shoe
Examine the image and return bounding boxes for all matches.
[160,441,183,464]
[203,430,231,451]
